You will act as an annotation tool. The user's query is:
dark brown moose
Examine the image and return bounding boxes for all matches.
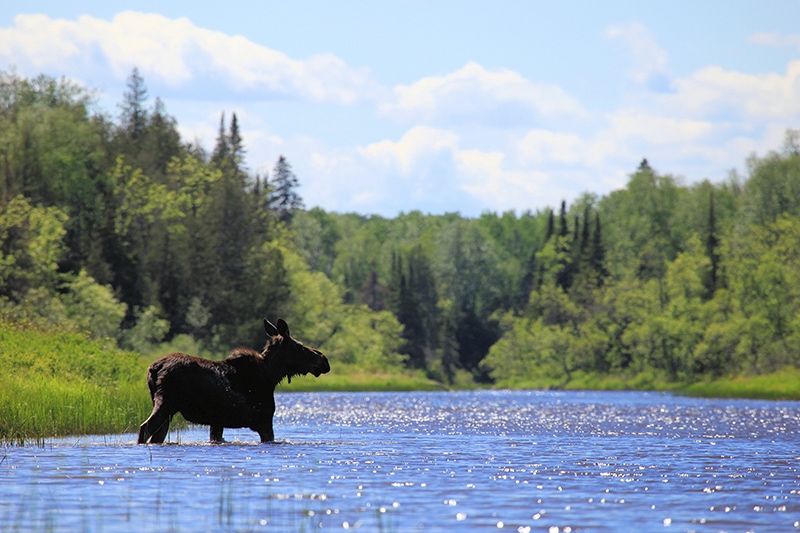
[137,318,330,444]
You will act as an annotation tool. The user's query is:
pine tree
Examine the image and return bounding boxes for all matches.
[268,155,304,222]
[590,212,608,285]
[555,200,575,291]
[144,97,182,178]
[119,68,148,141]
[545,208,555,241]
[704,191,720,298]
[228,113,246,174]
[210,113,229,168]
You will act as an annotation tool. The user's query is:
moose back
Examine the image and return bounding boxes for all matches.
[138,318,330,444]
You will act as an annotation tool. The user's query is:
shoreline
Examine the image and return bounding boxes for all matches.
[278,367,800,401]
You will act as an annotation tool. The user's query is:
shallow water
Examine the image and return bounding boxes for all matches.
[2,390,799,532]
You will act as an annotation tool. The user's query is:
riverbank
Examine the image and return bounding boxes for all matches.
[0,323,152,444]
[282,366,800,400]
[490,368,800,401]
[3,321,799,444]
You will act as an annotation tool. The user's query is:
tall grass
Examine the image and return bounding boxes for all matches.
[680,369,800,400]
[494,368,800,401]
[0,322,151,444]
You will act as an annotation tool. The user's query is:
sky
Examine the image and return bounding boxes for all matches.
[1,1,799,217]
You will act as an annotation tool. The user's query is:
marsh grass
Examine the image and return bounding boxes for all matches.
[494,368,800,401]
[680,368,800,400]
[0,376,150,444]
[3,318,797,445]
[0,322,151,444]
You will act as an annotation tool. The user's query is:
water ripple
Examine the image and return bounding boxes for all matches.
[1,390,799,531]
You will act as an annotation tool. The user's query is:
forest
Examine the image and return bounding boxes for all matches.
[2,68,800,389]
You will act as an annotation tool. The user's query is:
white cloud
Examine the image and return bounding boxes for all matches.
[750,32,800,51]
[606,22,672,91]
[379,61,587,126]
[516,130,585,166]
[456,149,552,208]
[359,126,459,175]
[0,12,381,104]
[663,62,800,122]
[2,12,796,216]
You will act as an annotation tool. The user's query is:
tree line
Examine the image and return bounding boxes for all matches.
[2,68,799,385]
[0,68,403,372]
[291,137,800,385]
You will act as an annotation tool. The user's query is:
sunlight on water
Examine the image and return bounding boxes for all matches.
[1,391,799,532]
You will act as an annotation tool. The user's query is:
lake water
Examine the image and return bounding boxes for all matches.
[2,390,799,532]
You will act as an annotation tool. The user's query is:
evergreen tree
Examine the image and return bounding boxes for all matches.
[119,68,148,141]
[145,97,182,177]
[358,266,390,311]
[580,206,591,255]
[210,113,229,169]
[228,112,246,176]
[268,155,304,222]
[705,191,720,298]
[555,200,575,291]
[545,208,555,241]
[591,212,608,285]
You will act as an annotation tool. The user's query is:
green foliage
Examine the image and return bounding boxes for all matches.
[0,195,67,298]
[118,305,169,354]
[280,245,406,372]
[4,68,800,403]
[61,269,127,339]
[484,148,800,391]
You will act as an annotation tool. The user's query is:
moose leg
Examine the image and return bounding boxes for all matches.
[209,426,224,443]
[149,414,172,444]
[254,422,274,443]
[137,422,151,444]
[138,399,172,444]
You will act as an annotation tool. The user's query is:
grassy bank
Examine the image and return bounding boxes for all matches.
[679,369,800,400]
[3,320,798,444]
[0,323,151,444]
[493,368,800,401]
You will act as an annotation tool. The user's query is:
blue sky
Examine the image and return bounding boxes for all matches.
[2,1,799,217]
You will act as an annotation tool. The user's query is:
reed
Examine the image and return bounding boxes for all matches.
[680,369,800,400]
[494,368,800,401]
[0,322,151,444]
[0,376,151,444]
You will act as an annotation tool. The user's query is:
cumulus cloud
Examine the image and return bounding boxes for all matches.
[359,126,459,175]
[2,12,796,216]
[606,22,672,92]
[663,62,800,122]
[516,130,586,166]
[750,32,800,51]
[0,12,381,104]
[379,61,587,126]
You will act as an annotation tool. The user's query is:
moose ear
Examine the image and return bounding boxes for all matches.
[263,319,279,337]
[276,318,291,338]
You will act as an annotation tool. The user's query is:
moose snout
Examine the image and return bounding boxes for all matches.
[313,355,331,377]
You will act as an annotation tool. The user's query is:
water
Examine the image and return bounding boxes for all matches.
[2,390,799,532]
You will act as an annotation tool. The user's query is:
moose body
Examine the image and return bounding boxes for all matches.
[137,319,329,444]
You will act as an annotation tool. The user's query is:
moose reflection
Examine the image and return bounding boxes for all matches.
[138,318,329,444]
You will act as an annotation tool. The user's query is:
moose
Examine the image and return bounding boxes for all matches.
[137,318,330,444]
